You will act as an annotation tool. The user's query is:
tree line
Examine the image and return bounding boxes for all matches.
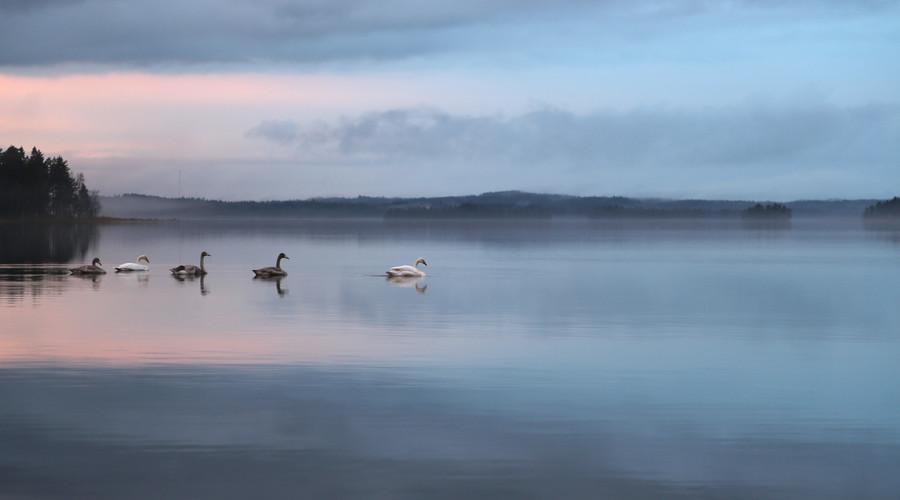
[864,197,900,218]
[742,202,792,219]
[0,145,100,218]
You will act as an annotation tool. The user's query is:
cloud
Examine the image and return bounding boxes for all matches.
[0,0,894,67]
[248,103,900,173]
[246,120,299,145]
[233,102,900,199]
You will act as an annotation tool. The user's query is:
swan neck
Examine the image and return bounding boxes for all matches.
[276,255,283,269]
[200,254,205,271]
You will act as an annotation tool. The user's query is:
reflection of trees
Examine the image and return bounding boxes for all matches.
[863,218,900,245]
[0,222,99,263]
[0,266,69,305]
[740,218,791,231]
[0,268,106,305]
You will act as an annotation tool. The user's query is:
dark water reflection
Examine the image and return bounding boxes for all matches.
[1,219,899,499]
[0,266,70,304]
[0,221,98,263]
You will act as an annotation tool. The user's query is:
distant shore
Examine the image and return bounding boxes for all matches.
[96,191,891,220]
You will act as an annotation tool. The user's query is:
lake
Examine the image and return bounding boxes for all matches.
[1,218,898,499]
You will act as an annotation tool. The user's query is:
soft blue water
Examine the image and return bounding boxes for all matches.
[1,219,898,499]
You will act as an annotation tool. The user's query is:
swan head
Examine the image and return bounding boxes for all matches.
[92,257,102,266]
[137,255,150,264]
[201,251,211,257]
[278,252,289,260]
[415,257,427,267]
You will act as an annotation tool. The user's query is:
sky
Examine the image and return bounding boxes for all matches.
[1,0,898,200]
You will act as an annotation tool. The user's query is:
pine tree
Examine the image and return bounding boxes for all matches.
[74,173,100,217]
[0,146,27,215]
[48,156,75,217]
[25,147,50,216]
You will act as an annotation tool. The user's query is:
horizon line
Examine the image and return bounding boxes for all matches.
[102,190,890,205]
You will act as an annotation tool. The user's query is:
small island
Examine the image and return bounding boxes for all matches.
[742,203,792,220]
[0,145,100,219]
[863,197,900,218]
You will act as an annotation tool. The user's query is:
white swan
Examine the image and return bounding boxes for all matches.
[115,255,150,272]
[386,257,427,277]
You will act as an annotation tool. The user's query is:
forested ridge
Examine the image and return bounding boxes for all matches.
[100,191,882,219]
[864,197,900,218]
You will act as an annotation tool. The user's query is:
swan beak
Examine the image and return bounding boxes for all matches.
[284,256,290,260]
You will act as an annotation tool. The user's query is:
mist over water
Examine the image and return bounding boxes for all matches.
[1,219,899,499]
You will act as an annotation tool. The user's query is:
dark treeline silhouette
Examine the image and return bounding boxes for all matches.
[742,203,792,219]
[864,197,900,218]
[0,145,100,218]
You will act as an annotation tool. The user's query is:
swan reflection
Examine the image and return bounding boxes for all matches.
[69,272,104,289]
[386,276,427,294]
[254,276,288,297]
[172,273,210,295]
[115,269,151,287]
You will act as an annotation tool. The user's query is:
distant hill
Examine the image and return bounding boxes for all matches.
[98,191,882,220]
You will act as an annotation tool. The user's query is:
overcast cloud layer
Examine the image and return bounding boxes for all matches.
[1,0,898,199]
[1,0,896,67]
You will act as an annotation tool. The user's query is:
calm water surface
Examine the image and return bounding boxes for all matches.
[1,219,898,499]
